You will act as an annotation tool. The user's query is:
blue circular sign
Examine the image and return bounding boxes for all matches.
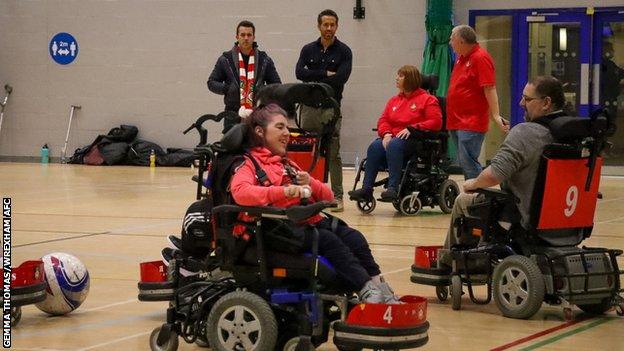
[49,32,79,65]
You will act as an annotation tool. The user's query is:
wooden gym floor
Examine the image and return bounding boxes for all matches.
[3,162,623,350]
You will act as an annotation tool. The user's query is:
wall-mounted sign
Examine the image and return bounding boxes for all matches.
[50,32,79,65]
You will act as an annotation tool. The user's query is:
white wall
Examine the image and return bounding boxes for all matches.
[0,0,428,163]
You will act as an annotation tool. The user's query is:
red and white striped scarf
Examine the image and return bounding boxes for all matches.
[238,49,255,110]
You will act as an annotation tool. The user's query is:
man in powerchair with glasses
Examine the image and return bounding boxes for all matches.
[435,75,623,319]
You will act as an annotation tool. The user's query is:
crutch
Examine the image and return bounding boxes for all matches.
[0,84,13,137]
[61,105,81,163]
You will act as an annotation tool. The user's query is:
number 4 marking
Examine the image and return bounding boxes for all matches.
[383,306,393,324]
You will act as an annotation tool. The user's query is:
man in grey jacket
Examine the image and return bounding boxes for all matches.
[441,76,568,263]
[208,20,281,133]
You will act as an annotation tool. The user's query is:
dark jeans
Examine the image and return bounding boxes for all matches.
[450,130,485,180]
[300,106,343,198]
[302,217,380,290]
[362,137,408,190]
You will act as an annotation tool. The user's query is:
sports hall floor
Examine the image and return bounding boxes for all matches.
[4,162,623,350]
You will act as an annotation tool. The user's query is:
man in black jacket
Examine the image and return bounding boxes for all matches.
[208,20,281,133]
[295,9,352,211]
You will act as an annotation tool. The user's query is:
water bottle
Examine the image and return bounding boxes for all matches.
[40,144,49,164]
[149,149,156,168]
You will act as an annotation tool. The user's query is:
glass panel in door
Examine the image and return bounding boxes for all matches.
[597,17,624,166]
[528,21,582,115]
[474,15,513,162]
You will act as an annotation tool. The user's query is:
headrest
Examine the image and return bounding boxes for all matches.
[255,83,336,115]
[421,75,439,92]
[548,116,608,142]
[218,123,248,152]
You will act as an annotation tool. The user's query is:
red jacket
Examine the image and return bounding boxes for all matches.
[230,147,334,224]
[377,88,442,138]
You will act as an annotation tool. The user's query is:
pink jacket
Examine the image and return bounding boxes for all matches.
[377,88,442,138]
[230,147,334,223]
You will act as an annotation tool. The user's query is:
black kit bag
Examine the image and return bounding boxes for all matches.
[105,125,138,143]
[159,148,195,167]
[127,140,165,166]
[180,198,214,256]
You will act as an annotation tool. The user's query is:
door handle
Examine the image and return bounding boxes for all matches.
[581,63,589,105]
[592,64,600,105]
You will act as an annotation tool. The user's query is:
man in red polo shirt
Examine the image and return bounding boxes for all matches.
[447,25,509,179]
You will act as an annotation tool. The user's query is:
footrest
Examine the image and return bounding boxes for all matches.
[10,260,47,306]
[410,264,451,286]
[138,260,173,301]
[333,295,429,349]
[12,282,46,306]
[138,281,175,301]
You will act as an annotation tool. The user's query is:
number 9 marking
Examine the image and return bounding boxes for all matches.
[564,186,578,217]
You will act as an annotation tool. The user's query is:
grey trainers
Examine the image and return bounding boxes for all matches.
[359,280,385,304]
[378,282,403,304]
[330,197,344,212]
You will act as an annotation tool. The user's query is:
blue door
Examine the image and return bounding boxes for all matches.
[593,11,624,165]
[516,10,592,121]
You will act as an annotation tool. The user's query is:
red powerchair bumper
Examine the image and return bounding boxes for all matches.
[333,296,429,350]
[137,260,174,301]
[11,260,46,306]
[410,246,451,286]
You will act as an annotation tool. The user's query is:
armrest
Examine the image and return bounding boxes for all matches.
[212,202,334,222]
[212,204,286,217]
[406,126,447,140]
[473,188,511,201]
[285,201,334,222]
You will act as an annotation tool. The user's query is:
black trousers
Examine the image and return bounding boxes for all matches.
[302,217,381,290]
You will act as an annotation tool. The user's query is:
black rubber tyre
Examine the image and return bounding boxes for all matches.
[282,336,316,351]
[577,298,613,315]
[392,199,401,212]
[11,306,22,327]
[149,326,179,351]
[337,346,363,351]
[206,291,278,351]
[436,286,449,302]
[399,195,422,216]
[451,275,462,310]
[356,198,376,214]
[437,179,460,214]
[493,255,545,319]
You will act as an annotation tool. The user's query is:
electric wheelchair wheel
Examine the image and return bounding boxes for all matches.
[399,195,422,216]
[436,286,449,301]
[283,337,316,351]
[577,298,613,315]
[451,275,462,310]
[356,198,376,214]
[392,199,401,212]
[11,306,21,327]
[437,179,459,214]
[337,346,363,351]
[206,290,278,351]
[149,325,179,351]
[493,255,545,319]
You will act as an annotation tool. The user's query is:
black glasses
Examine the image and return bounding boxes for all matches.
[521,95,544,103]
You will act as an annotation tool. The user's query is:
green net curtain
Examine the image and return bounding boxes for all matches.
[421,0,453,97]
[421,0,458,166]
